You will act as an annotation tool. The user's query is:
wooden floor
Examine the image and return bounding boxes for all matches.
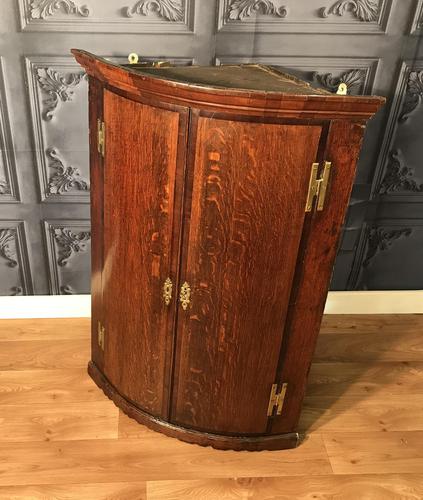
[0,315,422,499]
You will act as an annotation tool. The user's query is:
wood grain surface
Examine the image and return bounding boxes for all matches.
[0,339,88,370]
[146,475,423,500]
[0,318,88,341]
[88,76,105,374]
[317,314,423,362]
[172,116,322,434]
[271,120,367,435]
[0,401,118,442]
[0,315,422,498]
[102,90,184,418]
[78,57,384,449]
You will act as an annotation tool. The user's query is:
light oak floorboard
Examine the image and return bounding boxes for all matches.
[307,361,423,397]
[146,475,423,500]
[0,315,422,496]
[0,401,118,442]
[118,411,159,439]
[323,431,423,474]
[319,314,423,335]
[300,395,423,432]
[314,330,423,362]
[0,369,105,404]
[0,318,90,342]
[0,482,146,500]
[0,339,89,370]
[0,435,331,486]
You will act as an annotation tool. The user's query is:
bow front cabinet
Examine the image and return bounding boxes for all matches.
[73,50,384,451]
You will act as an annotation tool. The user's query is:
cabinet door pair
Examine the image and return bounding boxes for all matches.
[95,88,325,435]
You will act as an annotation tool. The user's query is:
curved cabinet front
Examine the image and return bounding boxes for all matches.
[171,114,322,435]
[101,90,188,419]
[75,52,382,451]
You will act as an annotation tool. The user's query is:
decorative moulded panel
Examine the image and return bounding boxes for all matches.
[26,56,90,204]
[43,219,91,294]
[410,0,423,35]
[18,0,194,33]
[217,0,393,33]
[351,221,423,290]
[0,221,33,295]
[216,56,379,95]
[25,55,193,204]
[373,60,423,201]
[0,58,20,203]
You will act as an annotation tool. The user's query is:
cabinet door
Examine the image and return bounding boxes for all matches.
[102,90,187,418]
[171,115,323,434]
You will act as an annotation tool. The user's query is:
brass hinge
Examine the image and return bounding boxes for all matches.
[305,161,332,212]
[97,119,105,157]
[97,321,105,350]
[267,383,288,416]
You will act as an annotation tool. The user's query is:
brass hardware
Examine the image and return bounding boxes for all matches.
[336,83,348,95]
[179,282,191,310]
[127,53,170,68]
[305,161,332,212]
[153,60,171,67]
[128,53,139,64]
[97,321,105,350]
[267,383,288,416]
[97,119,105,157]
[163,277,173,306]
[316,161,332,211]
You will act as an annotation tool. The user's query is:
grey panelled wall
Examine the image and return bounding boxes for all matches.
[0,0,421,295]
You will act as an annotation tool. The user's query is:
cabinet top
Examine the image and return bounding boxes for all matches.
[72,50,385,120]
[116,64,330,96]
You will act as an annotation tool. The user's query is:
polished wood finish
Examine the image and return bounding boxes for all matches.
[102,90,185,418]
[89,361,300,451]
[88,76,104,374]
[271,120,368,434]
[0,316,423,498]
[172,117,322,434]
[73,49,385,450]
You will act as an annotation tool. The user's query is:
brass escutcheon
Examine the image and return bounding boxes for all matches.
[179,282,191,310]
[163,277,173,306]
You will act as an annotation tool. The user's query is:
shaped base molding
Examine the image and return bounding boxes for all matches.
[88,361,301,451]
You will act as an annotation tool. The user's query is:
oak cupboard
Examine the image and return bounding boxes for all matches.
[73,50,384,451]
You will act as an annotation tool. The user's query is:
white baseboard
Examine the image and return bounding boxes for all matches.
[0,295,91,319]
[0,291,421,319]
[323,291,423,315]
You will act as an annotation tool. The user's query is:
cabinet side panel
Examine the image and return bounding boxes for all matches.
[89,76,104,371]
[172,116,322,435]
[271,120,366,434]
[102,90,181,418]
